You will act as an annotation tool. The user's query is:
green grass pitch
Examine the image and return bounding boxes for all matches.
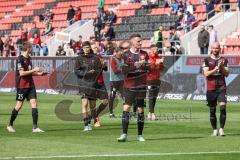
[0,93,240,160]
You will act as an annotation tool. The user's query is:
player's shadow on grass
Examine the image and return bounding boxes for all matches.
[225,133,240,136]
[45,128,83,132]
[145,136,204,141]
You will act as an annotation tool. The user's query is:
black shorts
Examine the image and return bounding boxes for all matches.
[16,88,37,101]
[123,88,146,107]
[110,81,124,96]
[81,93,96,100]
[95,83,108,100]
[206,89,227,107]
[148,85,160,98]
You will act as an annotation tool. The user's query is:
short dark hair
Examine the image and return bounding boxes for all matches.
[130,33,141,39]
[82,41,91,47]
[22,42,32,52]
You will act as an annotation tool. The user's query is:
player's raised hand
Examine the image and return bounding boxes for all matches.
[33,67,42,72]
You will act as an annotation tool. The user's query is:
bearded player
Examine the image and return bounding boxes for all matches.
[202,42,229,136]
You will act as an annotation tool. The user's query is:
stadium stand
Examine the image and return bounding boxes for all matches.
[0,0,239,55]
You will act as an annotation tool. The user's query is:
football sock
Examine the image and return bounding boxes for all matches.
[32,108,38,129]
[9,108,18,126]
[149,97,156,113]
[137,112,145,135]
[220,105,226,129]
[122,111,130,134]
[109,90,116,114]
[210,107,217,130]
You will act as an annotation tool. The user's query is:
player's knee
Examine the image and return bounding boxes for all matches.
[122,111,130,122]
[220,105,226,115]
[209,107,216,116]
[30,100,37,108]
[219,102,226,108]
[137,107,144,113]
[123,104,130,112]
[137,112,145,121]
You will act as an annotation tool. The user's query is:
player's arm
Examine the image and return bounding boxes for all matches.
[138,54,151,70]
[19,67,42,77]
[32,71,48,76]
[219,59,229,76]
[74,57,86,78]
[86,56,102,75]
[202,58,218,77]
[203,66,218,77]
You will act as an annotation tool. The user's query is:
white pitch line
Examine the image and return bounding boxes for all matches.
[1,151,240,159]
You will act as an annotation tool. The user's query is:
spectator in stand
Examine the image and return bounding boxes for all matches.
[65,43,74,56]
[169,27,182,54]
[74,7,82,22]
[67,5,75,26]
[29,23,40,38]
[186,1,195,14]
[100,23,115,40]
[48,9,54,21]
[32,33,41,56]
[206,0,215,19]
[208,25,218,47]
[198,25,209,54]
[107,10,116,25]
[41,9,53,22]
[76,35,82,48]
[16,37,23,54]
[102,10,109,25]
[0,37,3,56]
[93,13,103,41]
[153,25,164,53]
[40,43,48,56]
[21,28,28,42]
[3,37,11,57]
[42,20,53,36]
[98,0,105,19]
[185,11,196,32]
[171,0,180,14]
[71,40,81,53]
[56,45,66,56]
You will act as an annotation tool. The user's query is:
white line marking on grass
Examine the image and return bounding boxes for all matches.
[1,151,240,159]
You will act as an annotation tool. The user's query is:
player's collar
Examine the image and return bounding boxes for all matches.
[130,48,140,54]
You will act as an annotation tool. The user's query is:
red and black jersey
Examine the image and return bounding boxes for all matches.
[15,55,35,88]
[122,49,150,89]
[203,56,228,91]
[147,52,164,82]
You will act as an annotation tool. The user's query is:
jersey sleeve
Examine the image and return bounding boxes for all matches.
[17,56,24,71]
[202,58,209,68]
[223,58,228,67]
